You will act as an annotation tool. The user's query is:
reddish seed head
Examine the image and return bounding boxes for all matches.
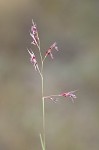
[27,48,38,71]
[45,42,59,59]
[30,20,39,46]
[61,90,77,102]
[31,20,37,34]
[28,20,77,104]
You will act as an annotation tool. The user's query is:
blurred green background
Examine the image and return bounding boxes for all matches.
[0,0,99,150]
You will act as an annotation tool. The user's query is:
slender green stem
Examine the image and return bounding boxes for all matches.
[38,44,46,150]
[40,133,45,150]
[43,99,45,149]
[41,62,46,150]
[38,42,43,63]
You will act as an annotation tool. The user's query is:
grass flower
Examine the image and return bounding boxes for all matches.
[27,19,77,150]
[44,90,77,103]
[45,42,59,59]
[61,90,77,103]
[30,19,40,47]
[27,48,38,71]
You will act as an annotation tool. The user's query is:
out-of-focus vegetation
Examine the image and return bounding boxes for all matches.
[0,0,99,150]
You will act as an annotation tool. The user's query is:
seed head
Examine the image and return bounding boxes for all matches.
[30,19,39,46]
[45,42,59,59]
[27,48,38,71]
[61,90,77,103]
